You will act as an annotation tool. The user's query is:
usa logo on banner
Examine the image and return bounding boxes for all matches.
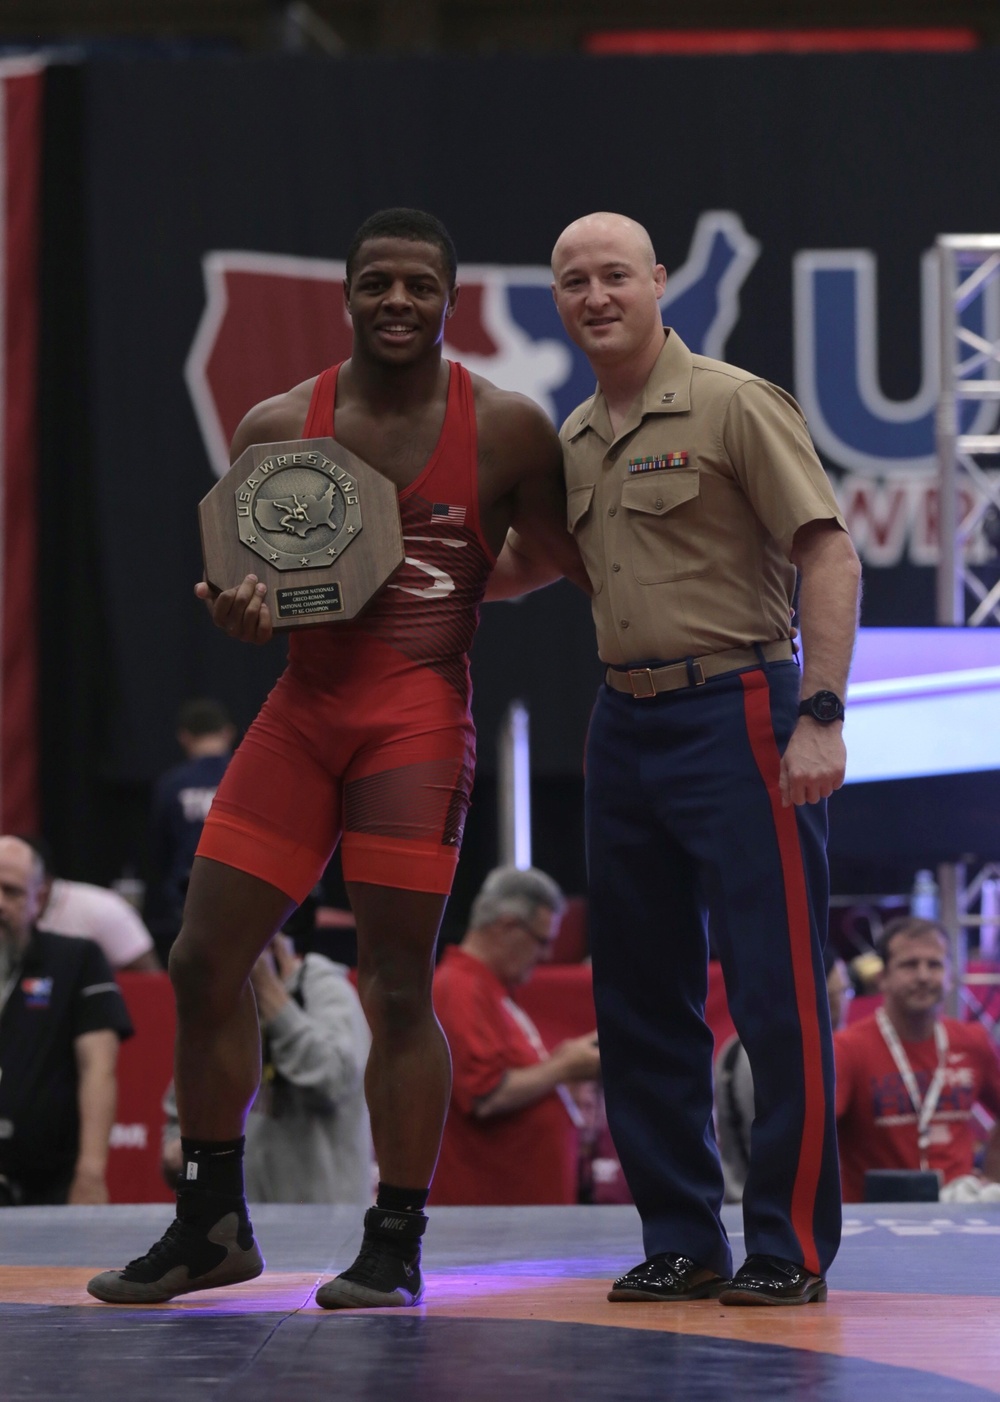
[0,58,43,833]
[184,211,761,480]
[185,211,1000,572]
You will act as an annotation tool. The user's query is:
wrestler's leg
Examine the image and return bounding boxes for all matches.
[169,857,297,1139]
[86,861,296,1306]
[315,710,470,1309]
[88,673,340,1305]
[347,880,451,1187]
[312,878,449,1311]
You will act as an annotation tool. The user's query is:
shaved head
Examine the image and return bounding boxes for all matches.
[0,835,44,886]
[550,211,667,374]
[0,834,45,952]
[552,212,657,278]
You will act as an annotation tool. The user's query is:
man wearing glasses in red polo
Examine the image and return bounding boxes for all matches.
[430,866,600,1204]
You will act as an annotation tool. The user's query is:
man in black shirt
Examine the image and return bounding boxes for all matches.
[0,836,133,1205]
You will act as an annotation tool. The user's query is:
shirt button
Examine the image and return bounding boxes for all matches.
[608,506,617,517]
[654,498,663,509]
[620,619,630,629]
[612,562,621,572]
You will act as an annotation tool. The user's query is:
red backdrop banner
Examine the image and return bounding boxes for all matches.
[0,58,43,833]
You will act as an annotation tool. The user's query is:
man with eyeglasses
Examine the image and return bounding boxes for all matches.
[430,866,600,1204]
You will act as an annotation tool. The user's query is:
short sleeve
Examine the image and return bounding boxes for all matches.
[723,378,846,557]
[435,976,516,1115]
[94,893,156,967]
[73,939,134,1042]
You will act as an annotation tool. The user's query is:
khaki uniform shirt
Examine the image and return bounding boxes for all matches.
[560,329,846,666]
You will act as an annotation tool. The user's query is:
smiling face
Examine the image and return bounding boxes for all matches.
[344,236,457,366]
[551,213,667,367]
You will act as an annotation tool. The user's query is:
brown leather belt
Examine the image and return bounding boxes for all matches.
[605,639,795,698]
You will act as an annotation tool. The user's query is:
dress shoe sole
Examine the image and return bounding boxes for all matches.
[717,1279,828,1306]
[608,1278,724,1303]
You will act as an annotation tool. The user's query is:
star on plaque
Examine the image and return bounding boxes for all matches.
[300,556,309,565]
[270,551,279,561]
[248,534,257,543]
[347,526,356,534]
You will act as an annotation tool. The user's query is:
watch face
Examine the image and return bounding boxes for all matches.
[811,691,844,721]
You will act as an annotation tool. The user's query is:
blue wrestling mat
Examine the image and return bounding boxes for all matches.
[2,1203,998,1401]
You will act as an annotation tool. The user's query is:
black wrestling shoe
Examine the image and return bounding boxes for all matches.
[717,1253,827,1306]
[608,1251,725,1302]
[315,1206,426,1309]
[86,1193,264,1304]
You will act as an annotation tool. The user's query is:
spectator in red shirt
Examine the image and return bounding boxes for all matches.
[430,867,600,1205]
[835,916,1000,1202]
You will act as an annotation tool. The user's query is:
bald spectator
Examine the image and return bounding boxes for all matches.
[430,867,601,1205]
[26,837,159,973]
[0,836,133,1206]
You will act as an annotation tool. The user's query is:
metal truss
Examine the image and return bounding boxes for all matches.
[938,860,1000,1041]
[936,234,1000,626]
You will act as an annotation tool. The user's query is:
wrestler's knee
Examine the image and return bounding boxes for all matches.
[358,964,433,1041]
[168,924,247,1024]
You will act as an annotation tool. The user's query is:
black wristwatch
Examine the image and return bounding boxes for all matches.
[798,690,845,724]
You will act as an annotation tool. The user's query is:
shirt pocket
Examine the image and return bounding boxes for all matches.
[566,482,604,594]
[620,468,711,584]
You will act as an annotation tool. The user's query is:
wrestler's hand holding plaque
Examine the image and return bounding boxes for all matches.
[199,438,404,629]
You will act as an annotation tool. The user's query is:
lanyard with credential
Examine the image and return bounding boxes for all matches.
[875,1006,949,1172]
[502,996,585,1128]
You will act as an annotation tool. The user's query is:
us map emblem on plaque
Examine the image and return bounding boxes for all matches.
[199,437,404,629]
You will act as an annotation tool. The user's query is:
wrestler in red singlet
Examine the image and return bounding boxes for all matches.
[86,209,586,1316]
[197,360,495,899]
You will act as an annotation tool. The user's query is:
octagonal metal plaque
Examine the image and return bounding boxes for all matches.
[199,437,404,628]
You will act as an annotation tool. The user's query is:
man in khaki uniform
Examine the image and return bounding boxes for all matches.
[491,212,860,1306]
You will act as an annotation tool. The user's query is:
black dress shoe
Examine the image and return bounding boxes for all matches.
[717,1253,828,1306]
[608,1251,724,1302]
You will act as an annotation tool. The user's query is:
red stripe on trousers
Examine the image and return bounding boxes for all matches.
[1,64,42,831]
[740,670,824,1277]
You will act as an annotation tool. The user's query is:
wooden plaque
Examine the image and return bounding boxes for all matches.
[199,437,404,629]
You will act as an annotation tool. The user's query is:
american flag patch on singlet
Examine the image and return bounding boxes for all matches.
[432,502,467,525]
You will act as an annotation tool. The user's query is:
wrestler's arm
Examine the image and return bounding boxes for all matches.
[486,529,564,600]
[479,390,591,600]
[194,385,314,645]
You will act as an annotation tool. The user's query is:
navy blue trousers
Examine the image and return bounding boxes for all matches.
[585,660,841,1278]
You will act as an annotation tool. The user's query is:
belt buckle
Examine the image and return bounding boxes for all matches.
[627,668,657,699]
